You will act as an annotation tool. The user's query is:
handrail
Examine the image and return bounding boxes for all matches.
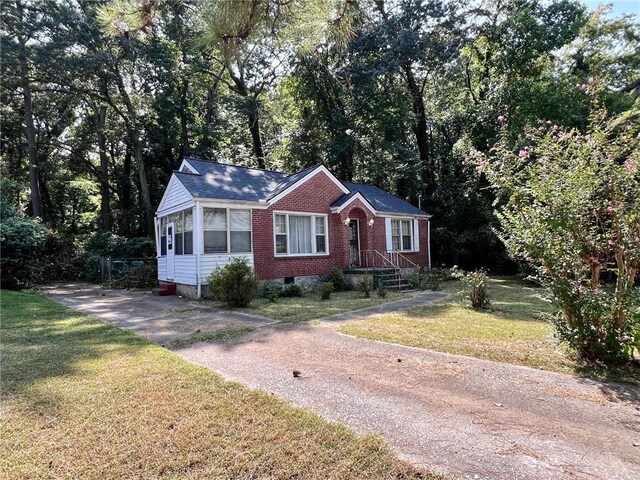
[392,250,419,270]
[360,250,420,271]
[360,250,397,270]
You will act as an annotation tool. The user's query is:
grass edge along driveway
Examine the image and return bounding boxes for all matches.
[0,290,441,480]
[207,290,411,323]
[340,277,640,385]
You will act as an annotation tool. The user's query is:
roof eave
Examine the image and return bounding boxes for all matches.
[377,210,433,218]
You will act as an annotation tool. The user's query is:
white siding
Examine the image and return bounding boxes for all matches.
[199,254,255,284]
[157,175,193,214]
[413,218,420,252]
[174,256,198,285]
[158,257,167,281]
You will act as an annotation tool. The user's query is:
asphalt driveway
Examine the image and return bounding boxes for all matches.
[46,283,640,480]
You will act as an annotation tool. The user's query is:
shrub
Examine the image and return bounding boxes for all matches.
[357,276,373,298]
[409,266,450,291]
[376,284,388,298]
[38,232,84,284]
[0,215,48,289]
[208,258,258,307]
[263,281,283,303]
[326,267,347,291]
[281,283,304,298]
[317,282,334,301]
[472,91,640,362]
[460,270,490,309]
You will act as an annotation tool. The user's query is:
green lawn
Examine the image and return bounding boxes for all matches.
[341,277,640,385]
[0,290,437,480]
[208,290,410,323]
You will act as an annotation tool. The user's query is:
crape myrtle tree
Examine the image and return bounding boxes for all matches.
[473,81,640,363]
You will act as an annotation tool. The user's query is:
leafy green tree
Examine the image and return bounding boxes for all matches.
[474,84,640,362]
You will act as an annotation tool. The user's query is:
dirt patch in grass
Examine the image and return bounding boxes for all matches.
[171,326,254,348]
[207,290,410,323]
[341,278,640,385]
[0,290,438,479]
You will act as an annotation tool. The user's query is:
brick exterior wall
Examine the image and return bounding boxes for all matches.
[251,171,430,280]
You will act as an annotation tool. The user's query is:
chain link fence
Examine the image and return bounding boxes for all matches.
[100,257,157,288]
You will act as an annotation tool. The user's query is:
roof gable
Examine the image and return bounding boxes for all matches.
[267,165,349,205]
[157,175,193,214]
[330,191,377,215]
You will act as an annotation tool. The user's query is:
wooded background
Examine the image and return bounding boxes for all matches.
[2,0,639,271]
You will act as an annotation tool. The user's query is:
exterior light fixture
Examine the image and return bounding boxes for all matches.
[344,217,351,226]
[368,218,375,227]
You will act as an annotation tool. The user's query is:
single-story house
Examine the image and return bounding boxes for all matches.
[154,158,431,298]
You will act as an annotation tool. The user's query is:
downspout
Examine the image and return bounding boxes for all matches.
[196,200,202,299]
[427,219,431,269]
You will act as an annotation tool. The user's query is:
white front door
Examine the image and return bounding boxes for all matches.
[166,222,175,280]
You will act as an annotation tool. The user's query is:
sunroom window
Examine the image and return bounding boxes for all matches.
[203,208,252,254]
[159,209,193,256]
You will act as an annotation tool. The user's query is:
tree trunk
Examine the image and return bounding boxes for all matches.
[118,146,133,236]
[16,0,43,218]
[114,68,154,236]
[228,69,265,168]
[97,106,112,232]
[247,108,265,168]
[179,77,190,159]
[403,63,433,196]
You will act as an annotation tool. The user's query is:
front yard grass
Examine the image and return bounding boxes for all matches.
[340,277,640,385]
[0,290,436,480]
[209,290,410,323]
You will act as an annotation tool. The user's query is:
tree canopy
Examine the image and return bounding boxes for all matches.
[2,0,639,272]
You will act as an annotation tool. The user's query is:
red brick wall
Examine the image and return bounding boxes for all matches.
[252,172,349,280]
[251,171,430,279]
[368,216,429,267]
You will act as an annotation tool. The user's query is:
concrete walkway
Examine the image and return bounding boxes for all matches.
[46,284,640,480]
[43,283,276,345]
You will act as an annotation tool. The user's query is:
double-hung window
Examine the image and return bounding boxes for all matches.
[391,219,413,252]
[274,213,328,256]
[203,208,252,254]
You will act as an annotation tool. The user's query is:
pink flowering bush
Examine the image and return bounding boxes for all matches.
[472,99,640,363]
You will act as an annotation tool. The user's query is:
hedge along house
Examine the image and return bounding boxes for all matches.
[155,158,432,298]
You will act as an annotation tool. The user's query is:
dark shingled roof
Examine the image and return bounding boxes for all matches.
[177,159,287,201]
[173,158,430,216]
[341,182,429,216]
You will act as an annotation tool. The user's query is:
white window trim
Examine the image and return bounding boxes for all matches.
[389,217,417,253]
[203,207,253,255]
[273,211,330,257]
